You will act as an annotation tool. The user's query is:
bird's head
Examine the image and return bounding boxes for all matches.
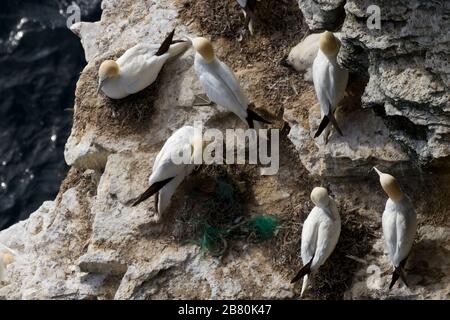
[192,37,215,63]
[311,187,330,208]
[98,60,120,93]
[319,31,340,57]
[373,167,404,202]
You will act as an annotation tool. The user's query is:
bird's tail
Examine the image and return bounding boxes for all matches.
[389,265,408,290]
[155,28,176,56]
[155,27,192,60]
[246,104,271,129]
[314,112,343,139]
[300,274,309,298]
[130,177,174,207]
[314,116,330,138]
[291,258,312,284]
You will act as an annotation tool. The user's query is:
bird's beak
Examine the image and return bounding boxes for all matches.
[97,79,105,94]
[185,36,195,50]
[185,36,194,46]
[373,166,382,177]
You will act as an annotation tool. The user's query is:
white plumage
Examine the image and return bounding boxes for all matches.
[292,187,341,297]
[374,167,416,288]
[192,37,269,128]
[313,51,348,114]
[302,203,341,271]
[312,32,348,142]
[382,197,417,268]
[132,126,200,214]
[99,31,191,99]
[195,56,249,123]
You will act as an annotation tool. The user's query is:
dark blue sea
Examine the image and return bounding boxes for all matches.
[0,0,101,230]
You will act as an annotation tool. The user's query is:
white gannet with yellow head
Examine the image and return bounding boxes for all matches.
[291,187,341,297]
[131,126,205,214]
[191,37,270,129]
[374,167,417,289]
[312,31,348,143]
[0,244,16,283]
[97,29,191,99]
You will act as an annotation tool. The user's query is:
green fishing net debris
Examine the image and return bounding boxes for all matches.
[198,223,227,256]
[245,215,279,241]
[196,215,279,256]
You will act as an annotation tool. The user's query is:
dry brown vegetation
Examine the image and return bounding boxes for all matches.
[55,0,449,300]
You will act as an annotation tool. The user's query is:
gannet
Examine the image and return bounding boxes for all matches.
[97,29,191,99]
[192,37,270,128]
[291,187,341,297]
[373,167,417,289]
[312,31,348,143]
[0,246,15,282]
[284,33,320,82]
[131,126,204,214]
[236,0,257,35]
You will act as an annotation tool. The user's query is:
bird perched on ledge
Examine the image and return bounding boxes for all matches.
[291,187,341,297]
[312,31,348,143]
[191,37,270,129]
[130,126,204,214]
[373,167,417,289]
[97,29,191,99]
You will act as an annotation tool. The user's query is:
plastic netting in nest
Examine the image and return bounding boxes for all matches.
[244,215,279,242]
[196,215,279,256]
[198,223,228,257]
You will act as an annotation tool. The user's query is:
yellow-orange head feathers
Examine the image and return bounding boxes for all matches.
[311,187,330,208]
[319,31,340,57]
[98,60,120,92]
[192,37,215,63]
[373,167,404,202]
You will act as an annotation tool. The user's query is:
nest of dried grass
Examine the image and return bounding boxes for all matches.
[177,0,310,122]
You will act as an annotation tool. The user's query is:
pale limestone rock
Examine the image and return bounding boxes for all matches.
[284,82,410,177]
[70,21,102,62]
[297,0,346,31]
[297,0,450,166]
[0,0,295,300]
[345,225,450,300]
[339,0,450,165]
[0,0,448,301]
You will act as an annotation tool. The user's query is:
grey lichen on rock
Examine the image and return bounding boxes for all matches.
[297,0,347,31]
[340,0,450,166]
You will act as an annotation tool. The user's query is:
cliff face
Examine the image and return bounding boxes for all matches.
[296,0,450,169]
[0,0,449,300]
